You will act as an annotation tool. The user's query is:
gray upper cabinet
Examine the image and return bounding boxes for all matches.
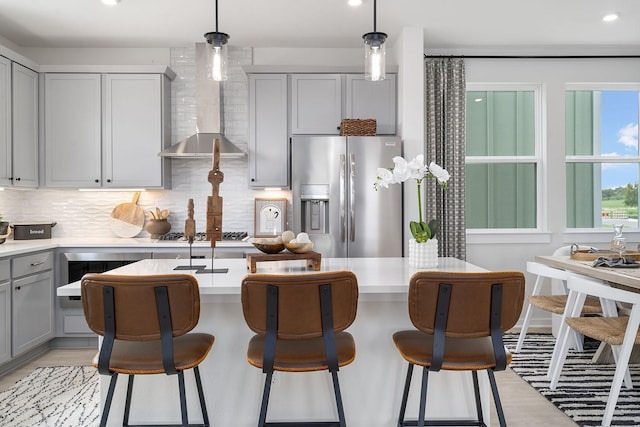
[291,74,342,135]
[249,74,288,188]
[0,57,38,188]
[345,74,396,135]
[44,73,170,189]
[44,73,102,188]
[104,74,166,188]
[0,57,10,187]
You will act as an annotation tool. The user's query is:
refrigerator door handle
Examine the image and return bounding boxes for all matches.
[340,154,346,242]
[349,153,356,242]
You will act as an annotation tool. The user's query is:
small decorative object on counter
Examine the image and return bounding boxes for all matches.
[0,214,11,244]
[374,154,450,268]
[145,207,172,239]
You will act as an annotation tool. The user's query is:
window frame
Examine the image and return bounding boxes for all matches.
[465,83,546,242]
[565,83,640,232]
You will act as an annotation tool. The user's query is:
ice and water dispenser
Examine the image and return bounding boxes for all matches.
[299,184,329,234]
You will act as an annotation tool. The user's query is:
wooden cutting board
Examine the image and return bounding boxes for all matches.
[109,192,144,238]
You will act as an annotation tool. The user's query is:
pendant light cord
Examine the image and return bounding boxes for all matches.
[373,0,377,32]
[215,0,219,32]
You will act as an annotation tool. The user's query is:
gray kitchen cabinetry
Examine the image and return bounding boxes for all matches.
[345,74,396,135]
[44,73,171,188]
[291,74,342,135]
[248,74,288,188]
[0,260,10,365]
[0,57,38,188]
[290,73,397,136]
[11,251,54,358]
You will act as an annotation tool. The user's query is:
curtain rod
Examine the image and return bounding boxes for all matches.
[424,54,640,59]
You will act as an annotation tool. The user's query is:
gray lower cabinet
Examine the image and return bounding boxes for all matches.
[11,251,54,357]
[0,259,10,364]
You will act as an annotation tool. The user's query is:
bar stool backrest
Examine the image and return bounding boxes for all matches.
[81,273,200,341]
[409,271,525,338]
[241,271,358,340]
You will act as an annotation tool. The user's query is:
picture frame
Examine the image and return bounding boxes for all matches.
[254,198,287,237]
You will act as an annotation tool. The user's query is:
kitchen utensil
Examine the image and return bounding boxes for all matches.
[109,192,144,238]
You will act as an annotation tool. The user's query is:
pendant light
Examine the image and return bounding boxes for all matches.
[362,0,387,81]
[204,0,230,81]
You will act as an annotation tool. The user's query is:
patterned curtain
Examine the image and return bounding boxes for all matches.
[424,57,466,260]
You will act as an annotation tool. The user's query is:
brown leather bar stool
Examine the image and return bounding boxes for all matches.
[241,271,358,427]
[81,273,215,427]
[393,271,525,427]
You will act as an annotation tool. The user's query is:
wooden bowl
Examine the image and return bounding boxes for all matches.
[252,242,285,254]
[284,241,314,254]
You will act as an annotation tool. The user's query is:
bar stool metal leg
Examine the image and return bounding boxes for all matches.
[487,370,506,427]
[397,363,414,427]
[101,373,119,427]
[123,375,134,426]
[193,366,210,426]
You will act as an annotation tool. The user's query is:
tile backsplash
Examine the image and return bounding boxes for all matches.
[0,46,290,238]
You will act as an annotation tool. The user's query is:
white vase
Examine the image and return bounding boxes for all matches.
[408,238,438,269]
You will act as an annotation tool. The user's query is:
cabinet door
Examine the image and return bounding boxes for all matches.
[12,271,54,357]
[12,63,38,188]
[249,74,288,188]
[0,277,10,364]
[104,74,164,188]
[0,57,11,187]
[291,74,342,135]
[345,74,396,135]
[44,74,102,188]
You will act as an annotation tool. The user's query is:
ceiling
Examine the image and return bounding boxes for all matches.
[0,0,638,51]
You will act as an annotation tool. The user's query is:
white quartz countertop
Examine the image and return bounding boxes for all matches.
[57,257,487,297]
[0,237,253,257]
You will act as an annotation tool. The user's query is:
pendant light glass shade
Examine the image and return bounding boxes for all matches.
[204,0,230,81]
[204,32,229,81]
[362,0,386,81]
[363,32,387,81]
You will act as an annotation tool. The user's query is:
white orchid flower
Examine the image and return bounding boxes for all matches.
[428,162,450,184]
[374,168,394,189]
[407,155,427,179]
[391,156,411,182]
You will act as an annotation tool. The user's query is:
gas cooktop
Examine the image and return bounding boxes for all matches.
[158,231,249,242]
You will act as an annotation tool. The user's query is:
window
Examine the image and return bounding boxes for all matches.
[465,85,542,229]
[565,87,640,229]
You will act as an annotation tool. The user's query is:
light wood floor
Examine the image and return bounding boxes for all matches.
[0,348,576,426]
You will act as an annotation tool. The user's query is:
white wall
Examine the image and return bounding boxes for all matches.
[464,57,640,328]
[20,47,171,66]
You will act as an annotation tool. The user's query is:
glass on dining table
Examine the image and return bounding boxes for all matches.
[610,224,626,258]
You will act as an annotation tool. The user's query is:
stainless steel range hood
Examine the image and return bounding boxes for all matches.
[159,43,246,158]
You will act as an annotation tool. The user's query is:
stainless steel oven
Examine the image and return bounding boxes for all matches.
[56,251,153,338]
[59,252,153,309]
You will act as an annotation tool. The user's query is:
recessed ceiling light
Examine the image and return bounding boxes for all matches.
[102,0,120,5]
[348,0,363,6]
[602,12,619,22]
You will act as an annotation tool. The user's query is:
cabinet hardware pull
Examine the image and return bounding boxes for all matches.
[15,177,21,181]
[95,179,99,183]
[30,261,46,266]
[15,286,21,291]
[107,179,111,183]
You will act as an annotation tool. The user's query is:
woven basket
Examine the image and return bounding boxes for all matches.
[340,119,377,136]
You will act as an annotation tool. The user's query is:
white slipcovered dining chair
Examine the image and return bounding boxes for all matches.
[548,274,639,427]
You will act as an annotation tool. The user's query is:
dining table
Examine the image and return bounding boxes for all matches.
[535,254,640,363]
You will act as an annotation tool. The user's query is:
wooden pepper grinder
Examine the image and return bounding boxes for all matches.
[206,139,223,246]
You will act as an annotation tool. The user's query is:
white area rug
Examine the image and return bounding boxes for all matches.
[0,366,99,426]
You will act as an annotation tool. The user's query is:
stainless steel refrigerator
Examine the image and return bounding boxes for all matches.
[291,135,403,258]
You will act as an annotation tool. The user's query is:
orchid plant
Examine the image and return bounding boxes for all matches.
[374,155,450,243]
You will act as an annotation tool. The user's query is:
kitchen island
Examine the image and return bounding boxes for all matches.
[58,257,494,426]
